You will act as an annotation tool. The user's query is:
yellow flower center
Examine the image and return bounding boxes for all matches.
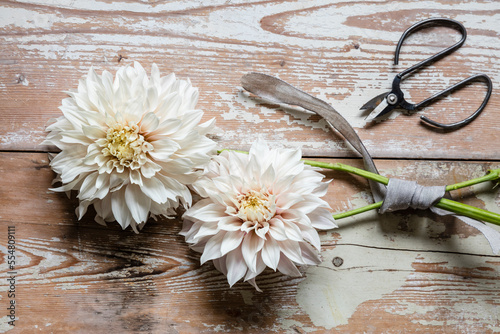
[237,190,275,223]
[102,123,152,169]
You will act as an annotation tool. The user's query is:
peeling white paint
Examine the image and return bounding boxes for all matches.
[296,162,500,329]
[0,316,15,333]
[0,129,45,148]
[296,207,413,329]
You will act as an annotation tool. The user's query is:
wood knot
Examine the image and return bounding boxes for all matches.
[332,257,344,267]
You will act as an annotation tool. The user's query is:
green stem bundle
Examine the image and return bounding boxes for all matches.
[302,159,500,226]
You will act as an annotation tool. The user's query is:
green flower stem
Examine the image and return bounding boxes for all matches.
[332,202,382,220]
[302,160,500,226]
[302,160,389,185]
[444,169,500,192]
[434,198,500,225]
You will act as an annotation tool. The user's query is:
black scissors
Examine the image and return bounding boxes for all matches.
[361,18,492,130]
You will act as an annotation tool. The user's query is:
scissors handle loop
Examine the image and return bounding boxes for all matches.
[419,74,492,130]
[395,18,467,79]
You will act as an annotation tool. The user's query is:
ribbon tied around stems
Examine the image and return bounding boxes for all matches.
[380,179,444,213]
[241,72,500,254]
[382,179,500,254]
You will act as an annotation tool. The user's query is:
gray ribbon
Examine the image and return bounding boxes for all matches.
[380,179,445,213]
[241,73,500,254]
[382,179,500,254]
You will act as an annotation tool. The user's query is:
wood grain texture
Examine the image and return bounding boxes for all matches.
[1,153,500,333]
[1,0,500,332]
[0,0,499,158]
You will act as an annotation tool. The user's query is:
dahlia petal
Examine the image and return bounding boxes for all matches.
[147,118,182,140]
[246,278,263,293]
[226,248,248,287]
[282,220,304,242]
[121,99,143,124]
[241,232,265,272]
[193,221,219,240]
[220,231,245,256]
[125,185,151,225]
[249,138,270,163]
[271,174,295,194]
[160,72,176,92]
[312,179,330,197]
[149,138,181,161]
[94,214,107,226]
[73,93,94,112]
[157,93,181,119]
[76,200,91,220]
[298,225,321,251]
[197,118,216,134]
[96,193,113,222]
[255,223,269,239]
[260,164,275,186]
[278,239,304,264]
[131,220,145,233]
[101,70,114,96]
[218,216,243,231]
[129,169,143,186]
[146,86,159,113]
[290,195,327,214]
[200,232,226,265]
[140,112,160,133]
[273,149,303,178]
[171,110,204,138]
[60,131,94,145]
[300,242,322,265]
[309,208,337,230]
[244,255,266,282]
[78,172,99,199]
[157,158,193,176]
[277,255,301,277]
[49,176,82,193]
[109,172,128,192]
[141,176,169,203]
[181,221,200,243]
[281,209,312,227]
[179,219,195,237]
[150,63,160,85]
[276,193,304,210]
[60,164,94,184]
[268,218,288,241]
[94,154,110,167]
[60,105,89,129]
[212,256,228,277]
[111,188,133,229]
[95,172,107,190]
[261,238,280,270]
[84,148,102,166]
[183,201,225,223]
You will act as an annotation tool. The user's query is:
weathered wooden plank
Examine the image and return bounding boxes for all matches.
[2,1,500,332]
[0,1,499,159]
[1,152,500,332]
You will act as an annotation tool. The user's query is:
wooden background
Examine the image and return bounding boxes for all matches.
[1,0,500,333]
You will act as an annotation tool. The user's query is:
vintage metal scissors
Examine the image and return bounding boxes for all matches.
[361,18,492,130]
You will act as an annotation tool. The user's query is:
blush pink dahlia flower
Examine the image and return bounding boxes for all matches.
[181,140,336,290]
[43,62,217,232]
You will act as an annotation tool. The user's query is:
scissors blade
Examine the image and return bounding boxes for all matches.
[360,92,389,111]
[365,99,391,122]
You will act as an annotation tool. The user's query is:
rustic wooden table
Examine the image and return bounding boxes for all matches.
[1,1,500,333]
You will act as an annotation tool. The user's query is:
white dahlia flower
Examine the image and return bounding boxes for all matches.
[44,62,217,232]
[181,140,336,290]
